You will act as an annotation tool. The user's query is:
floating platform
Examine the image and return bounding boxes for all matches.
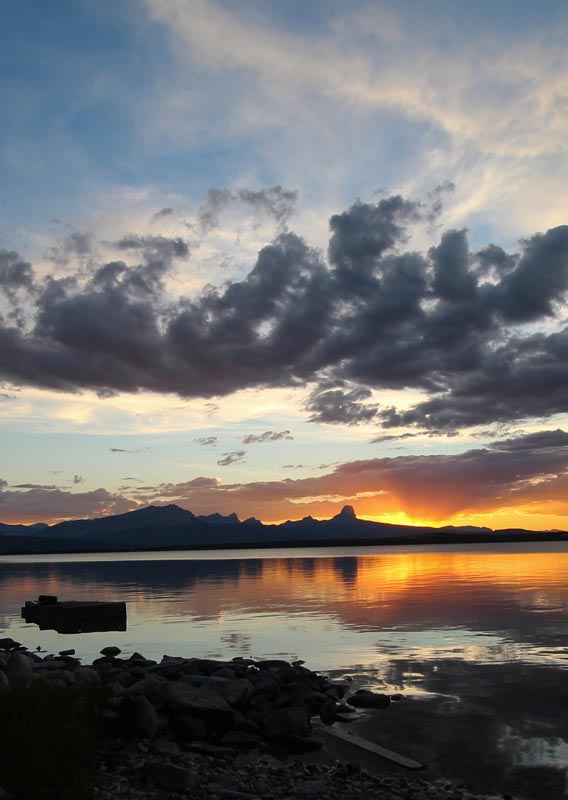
[21,596,127,634]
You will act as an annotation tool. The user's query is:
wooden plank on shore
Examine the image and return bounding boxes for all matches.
[318,724,425,770]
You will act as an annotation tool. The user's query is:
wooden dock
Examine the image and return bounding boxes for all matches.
[21,597,127,634]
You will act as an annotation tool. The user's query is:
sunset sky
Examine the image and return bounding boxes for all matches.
[1,0,568,530]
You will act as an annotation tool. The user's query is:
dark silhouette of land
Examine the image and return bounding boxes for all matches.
[0,504,566,555]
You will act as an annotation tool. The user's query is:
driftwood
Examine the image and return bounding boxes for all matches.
[316,723,425,770]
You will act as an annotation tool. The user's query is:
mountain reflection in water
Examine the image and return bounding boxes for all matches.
[1,543,568,799]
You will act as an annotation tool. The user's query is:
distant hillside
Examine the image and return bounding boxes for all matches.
[0,504,567,554]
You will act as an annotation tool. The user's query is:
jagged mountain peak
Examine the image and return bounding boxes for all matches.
[333,505,357,520]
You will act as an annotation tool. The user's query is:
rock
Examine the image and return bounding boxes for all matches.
[125,676,165,699]
[348,690,391,709]
[179,675,251,706]
[5,652,33,681]
[100,646,121,657]
[171,714,208,741]
[46,669,76,684]
[151,739,180,757]
[295,778,328,796]
[187,743,237,757]
[58,649,75,656]
[212,667,237,679]
[132,695,160,738]
[0,638,20,651]
[319,698,337,725]
[391,692,405,701]
[143,760,194,792]
[218,790,260,800]
[74,666,101,686]
[163,681,234,725]
[263,707,311,738]
[0,670,9,690]
[218,731,264,748]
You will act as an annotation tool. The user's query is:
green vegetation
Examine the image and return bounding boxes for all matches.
[0,681,105,800]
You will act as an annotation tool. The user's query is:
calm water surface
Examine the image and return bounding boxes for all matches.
[1,542,568,799]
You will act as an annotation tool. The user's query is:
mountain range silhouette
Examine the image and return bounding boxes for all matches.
[1,504,567,554]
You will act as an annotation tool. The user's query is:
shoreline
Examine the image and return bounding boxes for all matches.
[2,529,568,557]
[0,643,512,800]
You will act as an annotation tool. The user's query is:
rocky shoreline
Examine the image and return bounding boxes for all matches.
[0,639,515,800]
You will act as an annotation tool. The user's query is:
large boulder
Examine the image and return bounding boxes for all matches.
[178,675,251,706]
[5,652,33,681]
[132,695,160,738]
[263,706,311,738]
[162,681,234,725]
[74,666,101,686]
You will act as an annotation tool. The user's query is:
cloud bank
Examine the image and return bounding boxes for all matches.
[3,429,568,526]
[1,193,567,434]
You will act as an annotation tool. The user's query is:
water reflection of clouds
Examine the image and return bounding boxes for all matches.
[1,548,568,667]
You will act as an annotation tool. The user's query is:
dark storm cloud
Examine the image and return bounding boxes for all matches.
[199,186,298,233]
[241,430,293,444]
[217,450,246,466]
[1,193,568,432]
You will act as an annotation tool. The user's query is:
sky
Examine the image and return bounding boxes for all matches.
[1,0,568,530]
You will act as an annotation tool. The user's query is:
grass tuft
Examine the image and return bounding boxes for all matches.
[0,680,105,800]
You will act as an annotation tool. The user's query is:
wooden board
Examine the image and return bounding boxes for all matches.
[317,724,425,770]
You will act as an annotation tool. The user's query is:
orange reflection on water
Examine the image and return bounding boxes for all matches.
[2,546,568,633]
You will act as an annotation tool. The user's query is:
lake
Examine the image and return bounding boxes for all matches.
[1,542,568,799]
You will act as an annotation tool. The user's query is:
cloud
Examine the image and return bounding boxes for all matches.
[49,232,95,267]
[119,428,568,524]
[0,251,35,301]
[370,432,418,443]
[195,436,218,447]
[110,447,150,455]
[0,486,135,524]
[12,483,61,490]
[217,450,246,466]
[3,430,568,526]
[489,429,568,452]
[198,186,297,233]
[1,194,567,433]
[306,385,378,426]
[242,430,292,444]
